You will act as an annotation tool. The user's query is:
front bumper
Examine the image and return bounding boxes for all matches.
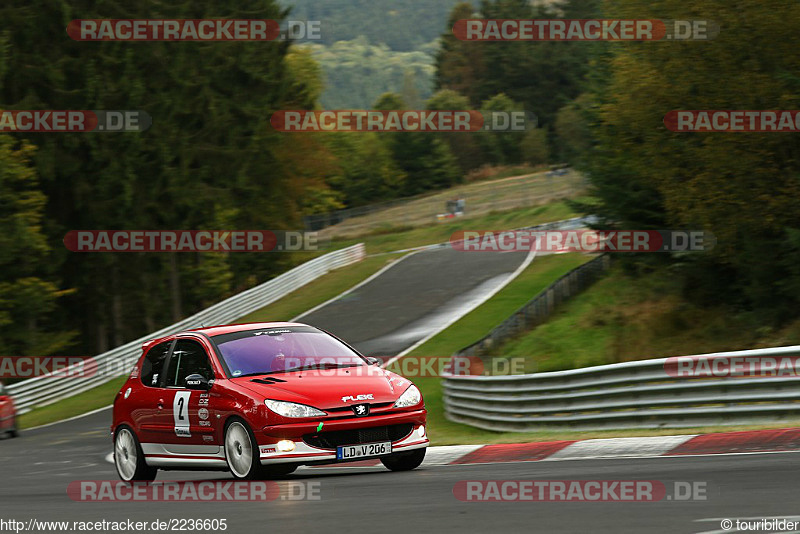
[257,408,428,465]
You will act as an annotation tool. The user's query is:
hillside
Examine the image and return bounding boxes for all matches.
[279,0,472,108]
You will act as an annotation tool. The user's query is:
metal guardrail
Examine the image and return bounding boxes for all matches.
[8,244,366,414]
[443,346,800,431]
[455,252,610,359]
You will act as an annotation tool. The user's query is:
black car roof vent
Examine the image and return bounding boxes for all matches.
[250,377,287,385]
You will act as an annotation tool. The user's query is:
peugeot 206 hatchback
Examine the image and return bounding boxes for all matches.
[112,322,428,481]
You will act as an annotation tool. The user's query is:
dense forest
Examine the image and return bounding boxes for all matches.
[1,0,798,363]
[280,0,468,108]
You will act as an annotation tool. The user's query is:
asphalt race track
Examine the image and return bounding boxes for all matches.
[2,247,796,533]
[1,418,799,534]
[296,246,530,357]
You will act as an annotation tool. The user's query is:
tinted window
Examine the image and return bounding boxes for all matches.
[212,327,365,378]
[0,383,6,396]
[166,339,214,387]
[141,341,171,388]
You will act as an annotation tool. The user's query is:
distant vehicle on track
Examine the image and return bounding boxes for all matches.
[0,381,18,438]
[112,322,428,481]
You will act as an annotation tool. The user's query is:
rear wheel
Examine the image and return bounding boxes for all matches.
[114,426,157,482]
[381,448,426,471]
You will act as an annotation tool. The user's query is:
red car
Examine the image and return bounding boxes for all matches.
[112,322,428,481]
[0,381,18,438]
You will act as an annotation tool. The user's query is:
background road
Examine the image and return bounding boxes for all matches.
[0,419,797,534]
[1,242,786,534]
[297,246,530,357]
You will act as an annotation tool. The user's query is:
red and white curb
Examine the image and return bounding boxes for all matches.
[104,428,800,470]
[308,427,800,469]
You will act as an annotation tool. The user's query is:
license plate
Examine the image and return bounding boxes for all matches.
[337,441,392,460]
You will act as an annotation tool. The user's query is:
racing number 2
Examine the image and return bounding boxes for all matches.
[173,391,192,437]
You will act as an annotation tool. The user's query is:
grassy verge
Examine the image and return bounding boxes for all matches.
[411,260,800,445]
[334,200,579,256]
[18,376,127,429]
[498,263,800,374]
[400,253,593,445]
[15,199,575,430]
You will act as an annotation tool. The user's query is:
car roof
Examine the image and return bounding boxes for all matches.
[188,322,310,337]
[144,322,313,349]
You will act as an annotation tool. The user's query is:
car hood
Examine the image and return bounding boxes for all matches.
[231,367,413,410]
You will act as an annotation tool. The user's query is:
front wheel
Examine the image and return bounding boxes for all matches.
[8,415,18,438]
[381,448,426,471]
[224,419,263,480]
[114,426,157,482]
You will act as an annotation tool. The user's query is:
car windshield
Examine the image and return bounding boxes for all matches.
[212,326,366,377]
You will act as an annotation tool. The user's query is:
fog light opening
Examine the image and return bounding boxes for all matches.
[277,439,296,452]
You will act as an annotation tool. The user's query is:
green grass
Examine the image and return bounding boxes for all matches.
[409,261,800,445]
[399,253,594,445]
[15,199,577,431]
[237,255,397,322]
[498,263,800,375]
[333,200,579,256]
[18,376,127,429]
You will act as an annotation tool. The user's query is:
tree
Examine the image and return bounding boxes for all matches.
[585,0,800,322]
[520,128,550,166]
[373,93,461,196]
[0,0,305,352]
[426,89,484,171]
[0,136,75,356]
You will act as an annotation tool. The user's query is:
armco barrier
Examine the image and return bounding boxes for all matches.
[443,346,800,431]
[455,253,610,359]
[8,244,365,414]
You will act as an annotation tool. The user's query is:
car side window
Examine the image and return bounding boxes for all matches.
[141,341,172,388]
[166,339,214,388]
[0,383,6,396]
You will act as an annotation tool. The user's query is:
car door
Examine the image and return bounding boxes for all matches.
[129,339,174,444]
[159,337,217,447]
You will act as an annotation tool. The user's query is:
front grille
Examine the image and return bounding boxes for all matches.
[303,424,414,449]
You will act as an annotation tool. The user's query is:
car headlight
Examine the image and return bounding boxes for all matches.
[265,399,326,418]
[393,385,421,408]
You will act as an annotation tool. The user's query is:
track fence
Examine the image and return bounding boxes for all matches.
[8,244,366,414]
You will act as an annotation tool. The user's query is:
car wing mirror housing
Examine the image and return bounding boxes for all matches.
[366,357,381,366]
[184,374,212,390]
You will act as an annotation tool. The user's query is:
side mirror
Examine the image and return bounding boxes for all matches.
[366,357,381,366]
[184,374,211,390]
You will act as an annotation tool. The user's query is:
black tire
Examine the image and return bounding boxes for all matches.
[8,415,18,438]
[380,447,426,471]
[114,426,157,482]
[224,418,265,480]
[261,463,298,478]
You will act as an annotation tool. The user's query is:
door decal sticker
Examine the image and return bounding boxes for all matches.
[173,391,191,437]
